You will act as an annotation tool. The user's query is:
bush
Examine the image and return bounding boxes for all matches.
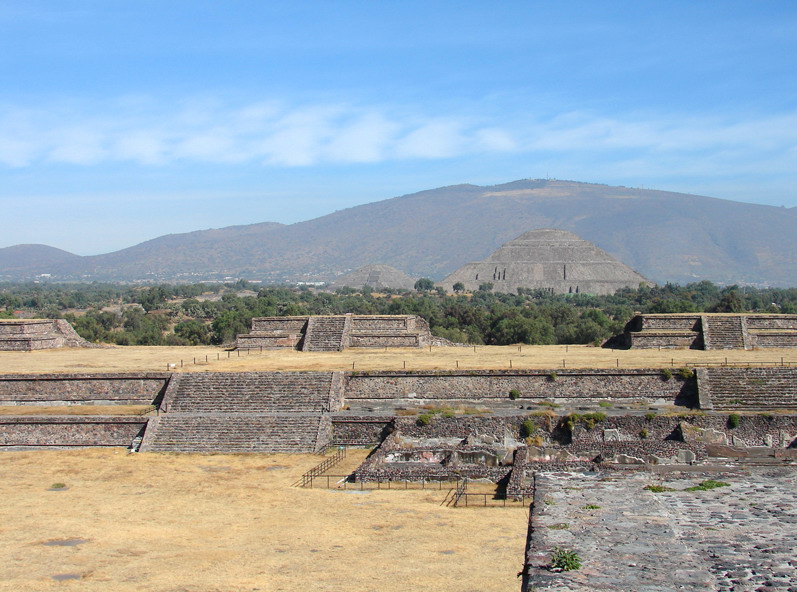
[509,389,521,400]
[660,368,673,381]
[644,412,656,421]
[416,413,433,426]
[550,547,581,571]
[685,480,729,492]
[678,367,695,379]
[639,428,649,439]
[548,372,558,382]
[727,413,741,429]
[521,418,537,438]
[581,412,607,430]
[643,484,674,493]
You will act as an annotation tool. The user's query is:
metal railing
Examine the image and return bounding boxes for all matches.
[298,446,347,487]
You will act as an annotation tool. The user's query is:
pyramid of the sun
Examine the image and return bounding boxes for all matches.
[329,264,416,291]
[440,229,651,295]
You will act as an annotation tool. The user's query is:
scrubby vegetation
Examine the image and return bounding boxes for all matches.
[2,280,796,346]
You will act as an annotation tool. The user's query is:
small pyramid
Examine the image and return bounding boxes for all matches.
[441,229,651,295]
[329,264,417,291]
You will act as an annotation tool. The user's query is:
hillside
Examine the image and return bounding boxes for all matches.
[2,180,796,286]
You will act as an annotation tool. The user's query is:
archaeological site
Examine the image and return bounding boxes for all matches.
[2,313,797,591]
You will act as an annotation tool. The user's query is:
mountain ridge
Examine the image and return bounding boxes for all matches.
[3,179,796,286]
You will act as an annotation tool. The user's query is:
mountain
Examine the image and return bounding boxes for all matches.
[2,179,797,286]
[0,244,82,275]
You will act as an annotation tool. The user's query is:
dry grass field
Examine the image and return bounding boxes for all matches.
[0,449,527,592]
[1,343,796,375]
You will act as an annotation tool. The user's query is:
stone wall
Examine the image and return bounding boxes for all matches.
[331,416,394,445]
[0,319,93,350]
[0,373,170,405]
[0,416,147,447]
[344,369,696,406]
[622,313,797,350]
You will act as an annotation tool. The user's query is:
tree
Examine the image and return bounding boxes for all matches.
[478,282,494,292]
[414,278,435,292]
[452,282,465,293]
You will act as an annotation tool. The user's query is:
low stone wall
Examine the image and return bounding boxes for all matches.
[0,373,170,405]
[348,334,420,348]
[331,416,394,445]
[627,332,701,349]
[235,334,303,349]
[0,416,147,447]
[750,333,797,348]
[344,369,696,406]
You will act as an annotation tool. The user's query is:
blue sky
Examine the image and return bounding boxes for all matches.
[2,1,797,255]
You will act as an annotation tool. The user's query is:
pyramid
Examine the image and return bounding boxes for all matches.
[441,229,651,295]
[328,264,417,291]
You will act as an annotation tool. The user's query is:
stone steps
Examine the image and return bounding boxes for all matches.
[147,414,324,453]
[168,372,334,413]
[705,368,797,410]
[703,317,746,350]
[302,317,347,352]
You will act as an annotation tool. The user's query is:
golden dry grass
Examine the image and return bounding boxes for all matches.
[1,344,796,374]
[0,449,528,592]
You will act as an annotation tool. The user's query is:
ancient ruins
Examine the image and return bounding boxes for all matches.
[2,312,797,591]
[441,228,651,295]
[0,319,93,351]
[328,264,417,292]
[621,313,797,349]
[234,314,433,350]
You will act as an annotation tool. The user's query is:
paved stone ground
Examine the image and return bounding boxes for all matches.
[524,467,797,591]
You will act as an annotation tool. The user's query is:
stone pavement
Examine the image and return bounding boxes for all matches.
[524,468,797,591]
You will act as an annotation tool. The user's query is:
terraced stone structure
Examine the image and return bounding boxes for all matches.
[327,263,417,292]
[622,313,797,350]
[0,318,93,351]
[440,228,651,295]
[235,314,432,351]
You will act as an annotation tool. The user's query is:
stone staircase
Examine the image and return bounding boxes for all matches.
[703,367,797,410]
[166,372,337,413]
[302,316,347,352]
[703,316,747,350]
[146,413,327,453]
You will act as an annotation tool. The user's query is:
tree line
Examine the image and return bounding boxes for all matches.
[1,280,796,347]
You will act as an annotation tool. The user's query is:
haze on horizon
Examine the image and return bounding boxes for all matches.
[2,1,797,255]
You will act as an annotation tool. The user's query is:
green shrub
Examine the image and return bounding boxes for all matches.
[727,413,741,429]
[509,389,521,400]
[581,412,607,430]
[416,413,433,426]
[643,484,674,493]
[550,547,581,571]
[548,372,558,382]
[548,523,569,530]
[660,368,673,381]
[685,480,729,492]
[598,401,612,408]
[644,412,656,421]
[639,428,649,439]
[582,504,600,510]
[678,367,695,379]
[521,418,537,438]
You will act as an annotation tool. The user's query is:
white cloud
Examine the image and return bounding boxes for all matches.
[0,97,796,182]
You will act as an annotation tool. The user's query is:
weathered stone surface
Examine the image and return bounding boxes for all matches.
[523,469,797,592]
[0,319,95,351]
[678,422,729,445]
[440,228,651,295]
